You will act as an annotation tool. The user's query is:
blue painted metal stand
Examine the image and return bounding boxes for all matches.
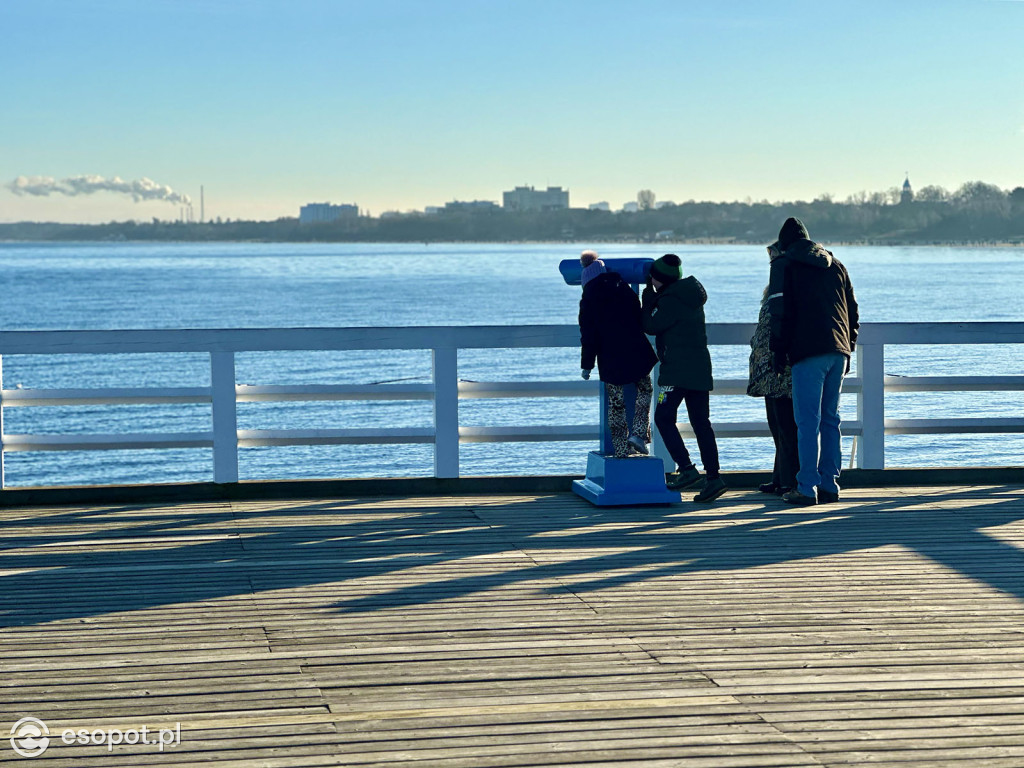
[573,451,681,506]
[561,257,680,506]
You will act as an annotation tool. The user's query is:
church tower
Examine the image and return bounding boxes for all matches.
[900,174,913,204]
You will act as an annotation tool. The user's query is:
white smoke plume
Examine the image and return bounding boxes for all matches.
[7,175,192,205]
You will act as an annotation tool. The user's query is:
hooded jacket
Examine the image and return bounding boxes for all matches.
[579,271,658,385]
[641,276,714,390]
[767,238,859,365]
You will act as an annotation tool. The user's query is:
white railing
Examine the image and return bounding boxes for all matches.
[1,322,1023,487]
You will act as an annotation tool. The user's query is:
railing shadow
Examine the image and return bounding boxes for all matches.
[3,487,1024,628]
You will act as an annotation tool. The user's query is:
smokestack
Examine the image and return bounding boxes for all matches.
[200,185,205,223]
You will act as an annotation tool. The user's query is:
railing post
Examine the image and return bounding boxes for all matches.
[432,346,459,478]
[856,343,885,469]
[211,351,239,483]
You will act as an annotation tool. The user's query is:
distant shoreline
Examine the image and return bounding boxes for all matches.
[3,192,1022,246]
[1,237,1022,248]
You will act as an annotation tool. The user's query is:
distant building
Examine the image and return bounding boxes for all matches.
[620,201,639,213]
[443,200,500,213]
[900,175,914,204]
[299,202,359,223]
[588,202,611,212]
[502,186,569,211]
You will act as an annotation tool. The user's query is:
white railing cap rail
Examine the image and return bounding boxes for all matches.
[857,322,1024,344]
[3,322,1024,357]
[0,326,582,355]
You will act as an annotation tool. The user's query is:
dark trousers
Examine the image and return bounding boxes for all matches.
[654,387,720,479]
[765,395,799,489]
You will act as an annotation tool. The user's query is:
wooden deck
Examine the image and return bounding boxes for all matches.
[4,485,1024,766]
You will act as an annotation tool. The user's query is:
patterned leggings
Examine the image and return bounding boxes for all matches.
[606,376,654,458]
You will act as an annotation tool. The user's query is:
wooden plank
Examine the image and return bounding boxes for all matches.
[5,486,1024,766]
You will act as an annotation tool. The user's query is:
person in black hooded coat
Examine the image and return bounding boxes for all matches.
[766,218,859,506]
[578,251,658,458]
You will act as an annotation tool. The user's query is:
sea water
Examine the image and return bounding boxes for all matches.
[0,241,1021,487]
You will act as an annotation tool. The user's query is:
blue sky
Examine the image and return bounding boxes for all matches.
[2,0,1022,223]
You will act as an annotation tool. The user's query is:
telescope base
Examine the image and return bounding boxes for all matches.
[572,452,681,506]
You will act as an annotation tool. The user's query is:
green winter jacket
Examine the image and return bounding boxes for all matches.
[641,276,714,391]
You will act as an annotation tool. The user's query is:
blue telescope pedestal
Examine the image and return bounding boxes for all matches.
[562,257,680,506]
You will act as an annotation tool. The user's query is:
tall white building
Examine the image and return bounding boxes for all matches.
[502,186,569,211]
[299,202,358,223]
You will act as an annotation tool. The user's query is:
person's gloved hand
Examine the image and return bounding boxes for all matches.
[581,369,592,380]
[771,353,786,375]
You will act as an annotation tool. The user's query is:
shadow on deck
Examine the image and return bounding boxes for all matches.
[4,485,1024,766]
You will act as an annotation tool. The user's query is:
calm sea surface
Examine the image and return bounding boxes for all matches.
[0,241,1022,487]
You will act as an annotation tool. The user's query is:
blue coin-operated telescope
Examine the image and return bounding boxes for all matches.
[560,256,680,506]
[558,257,653,287]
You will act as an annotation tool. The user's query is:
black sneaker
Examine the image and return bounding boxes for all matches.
[817,489,840,503]
[758,482,780,494]
[666,466,701,490]
[693,477,727,503]
[782,489,817,506]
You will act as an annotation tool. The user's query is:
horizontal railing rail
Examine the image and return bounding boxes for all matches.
[0,322,1021,487]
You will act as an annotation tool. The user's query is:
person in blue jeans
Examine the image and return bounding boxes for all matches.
[767,218,859,505]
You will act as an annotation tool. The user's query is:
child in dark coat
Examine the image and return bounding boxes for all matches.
[641,253,727,502]
[578,251,658,458]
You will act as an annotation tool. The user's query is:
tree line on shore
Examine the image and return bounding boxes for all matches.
[4,181,1023,245]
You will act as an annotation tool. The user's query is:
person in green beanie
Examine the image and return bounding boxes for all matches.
[641,253,727,502]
